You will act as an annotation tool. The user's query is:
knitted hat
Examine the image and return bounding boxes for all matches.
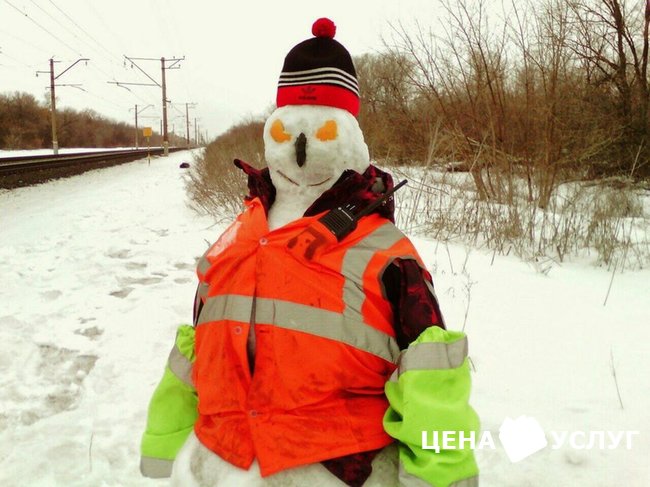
[276,18,360,116]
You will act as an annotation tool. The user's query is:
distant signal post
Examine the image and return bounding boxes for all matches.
[143,127,153,165]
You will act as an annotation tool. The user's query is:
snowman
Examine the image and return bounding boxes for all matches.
[140,18,479,487]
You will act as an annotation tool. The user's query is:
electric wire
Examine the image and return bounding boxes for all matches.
[0,28,52,56]
[29,0,89,50]
[148,0,195,127]
[46,0,127,68]
[44,0,143,87]
[44,0,154,113]
[3,0,83,56]
[3,0,188,135]
[0,47,40,69]
[47,2,162,119]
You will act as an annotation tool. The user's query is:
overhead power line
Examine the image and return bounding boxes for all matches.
[4,0,83,56]
[4,1,186,135]
[0,28,52,55]
[171,102,197,147]
[46,0,125,67]
[29,0,85,45]
[111,55,185,155]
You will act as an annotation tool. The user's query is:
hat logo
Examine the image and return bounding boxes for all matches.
[300,86,317,102]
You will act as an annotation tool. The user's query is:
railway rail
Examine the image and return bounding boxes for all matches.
[0,147,187,188]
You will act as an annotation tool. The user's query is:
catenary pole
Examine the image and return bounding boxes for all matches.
[113,55,183,156]
[185,103,190,148]
[135,104,139,149]
[161,57,169,156]
[49,58,58,155]
[38,58,89,155]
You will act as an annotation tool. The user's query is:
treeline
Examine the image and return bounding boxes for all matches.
[0,91,178,149]
[195,0,649,216]
[358,0,650,207]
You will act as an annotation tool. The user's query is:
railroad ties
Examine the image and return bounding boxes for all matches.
[0,148,185,188]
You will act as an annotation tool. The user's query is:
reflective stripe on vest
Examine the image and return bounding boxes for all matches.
[196,220,409,363]
[197,294,400,363]
[341,221,406,317]
[449,476,479,487]
[398,464,434,487]
[197,253,211,276]
[389,336,468,382]
[197,281,209,299]
[140,456,174,478]
[197,294,253,325]
[193,204,420,473]
[399,462,478,487]
[168,343,194,387]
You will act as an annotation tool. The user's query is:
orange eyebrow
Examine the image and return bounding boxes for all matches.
[270,120,291,143]
[316,120,337,141]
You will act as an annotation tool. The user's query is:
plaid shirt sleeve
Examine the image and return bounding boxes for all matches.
[381,258,445,350]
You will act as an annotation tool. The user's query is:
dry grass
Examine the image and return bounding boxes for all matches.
[187,127,649,271]
[186,118,266,222]
[391,163,650,271]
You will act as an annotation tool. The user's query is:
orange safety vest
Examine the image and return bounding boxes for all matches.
[193,197,426,477]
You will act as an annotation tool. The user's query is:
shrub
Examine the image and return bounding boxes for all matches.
[186,117,266,221]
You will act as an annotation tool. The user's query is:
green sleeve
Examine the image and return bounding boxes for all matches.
[140,324,198,478]
[384,327,480,487]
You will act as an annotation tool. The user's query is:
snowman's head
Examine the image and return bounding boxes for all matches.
[264,105,369,197]
[265,18,369,201]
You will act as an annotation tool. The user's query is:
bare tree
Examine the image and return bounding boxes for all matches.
[356,52,427,163]
[568,0,650,163]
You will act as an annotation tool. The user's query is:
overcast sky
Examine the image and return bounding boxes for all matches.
[1,0,440,141]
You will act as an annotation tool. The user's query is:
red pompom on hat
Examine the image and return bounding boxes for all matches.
[312,18,336,38]
[276,18,359,117]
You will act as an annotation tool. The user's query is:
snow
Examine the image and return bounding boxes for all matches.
[0,151,648,486]
[0,150,214,486]
[0,148,146,159]
[264,105,369,230]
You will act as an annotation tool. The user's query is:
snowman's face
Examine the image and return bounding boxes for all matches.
[263,105,369,198]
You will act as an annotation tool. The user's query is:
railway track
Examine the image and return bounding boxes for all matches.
[0,147,187,188]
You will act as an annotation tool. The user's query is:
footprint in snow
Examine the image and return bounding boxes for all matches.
[149,228,170,237]
[118,276,164,286]
[40,290,63,300]
[107,249,131,259]
[564,451,585,466]
[129,238,150,246]
[7,345,98,428]
[110,275,165,297]
[110,287,134,299]
[74,325,103,340]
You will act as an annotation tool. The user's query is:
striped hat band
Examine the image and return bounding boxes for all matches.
[278,67,359,97]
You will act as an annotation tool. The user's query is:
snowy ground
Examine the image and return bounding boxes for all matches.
[0,148,147,158]
[0,151,648,486]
